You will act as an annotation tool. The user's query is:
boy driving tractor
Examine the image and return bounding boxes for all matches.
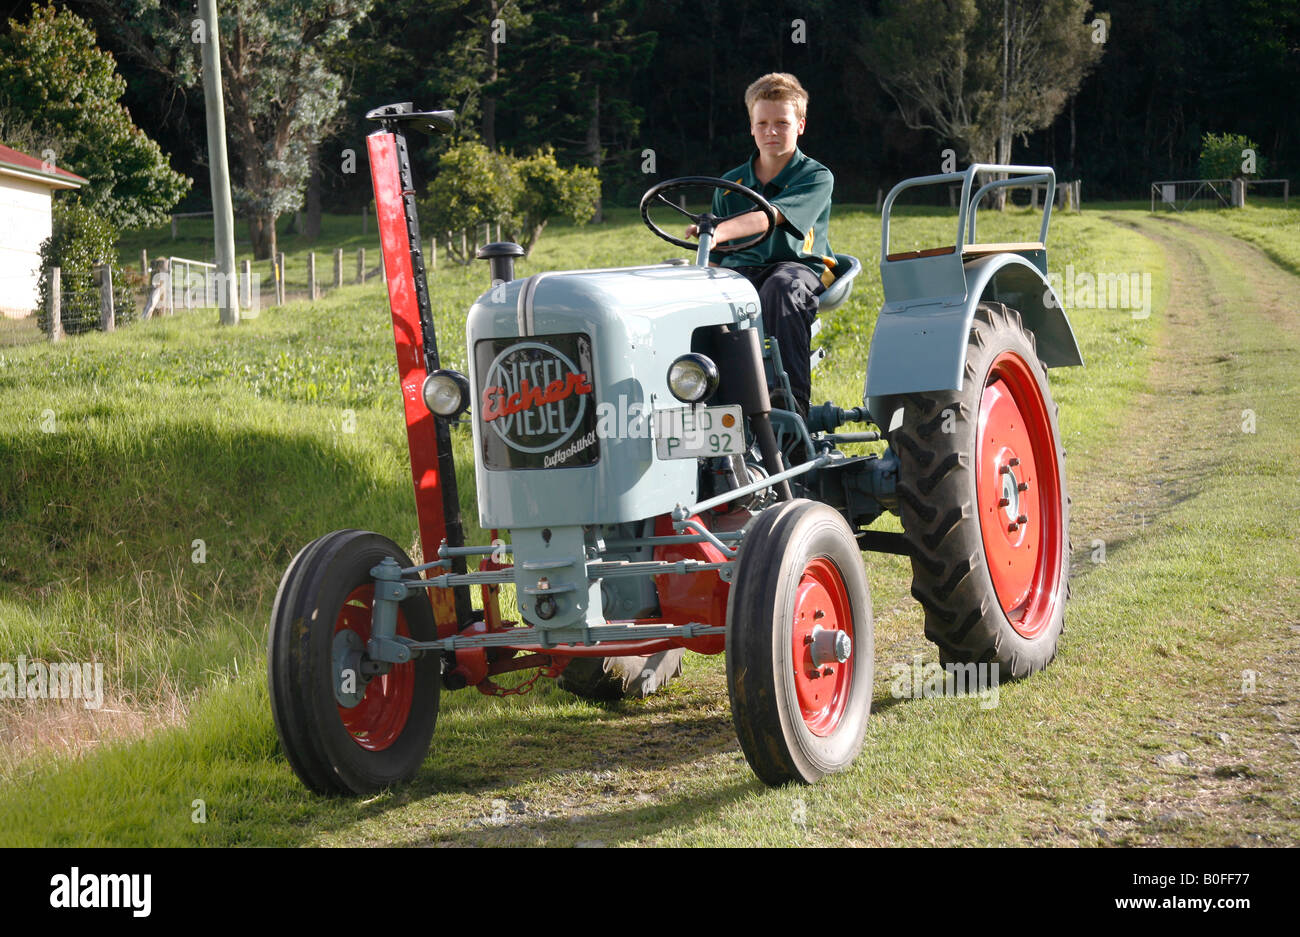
[686,72,835,420]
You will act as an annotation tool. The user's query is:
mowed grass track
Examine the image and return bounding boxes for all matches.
[0,202,1296,845]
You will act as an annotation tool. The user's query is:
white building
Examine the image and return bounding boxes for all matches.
[0,143,87,319]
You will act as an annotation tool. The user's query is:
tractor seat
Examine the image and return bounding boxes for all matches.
[815,253,862,312]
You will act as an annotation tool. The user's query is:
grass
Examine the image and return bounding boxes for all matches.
[0,201,1295,845]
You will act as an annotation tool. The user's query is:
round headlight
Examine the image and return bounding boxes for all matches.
[666,354,719,403]
[422,369,470,418]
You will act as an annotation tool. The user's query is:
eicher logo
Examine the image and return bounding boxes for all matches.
[50,867,151,917]
[476,334,599,469]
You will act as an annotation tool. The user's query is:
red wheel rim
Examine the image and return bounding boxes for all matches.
[975,351,1065,639]
[791,557,854,737]
[334,585,415,751]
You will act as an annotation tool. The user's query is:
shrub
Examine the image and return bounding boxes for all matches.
[419,143,600,261]
[1198,132,1265,180]
[418,143,521,264]
[511,147,600,253]
[36,202,133,335]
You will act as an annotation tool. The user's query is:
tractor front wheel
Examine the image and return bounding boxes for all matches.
[726,500,874,785]
[268,529,440,795]
[886,301,1070,679]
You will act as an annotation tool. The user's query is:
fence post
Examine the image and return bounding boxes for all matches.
[140,249,149,276]
[276,251,286,305]
[144,258,169,319]
[461,228,467,260]
[334,248,343,288]
[357,247,365,284]
[308,251,317,300]
[96,263,115,332]
[241,259,252,309]
[875,188,882,212]
[48,266,62,342]
[171,216,178,239]
[429,236,436,272]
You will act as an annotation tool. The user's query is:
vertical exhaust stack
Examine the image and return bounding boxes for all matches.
[476,241,525,286]
[365,103,473,635]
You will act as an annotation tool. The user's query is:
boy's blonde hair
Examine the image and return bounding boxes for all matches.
[744,73,809,121]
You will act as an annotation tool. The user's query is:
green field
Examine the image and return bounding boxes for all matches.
[0,201,1296,846]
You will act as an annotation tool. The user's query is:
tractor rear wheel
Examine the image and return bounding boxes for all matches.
[557,649,685,701]
[726,500,873,785]
[268,529,440,795]
[885,302,1070,679]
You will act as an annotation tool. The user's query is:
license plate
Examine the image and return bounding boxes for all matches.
[654,405,746,460]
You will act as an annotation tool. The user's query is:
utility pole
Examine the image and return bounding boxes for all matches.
[200,0,238,326]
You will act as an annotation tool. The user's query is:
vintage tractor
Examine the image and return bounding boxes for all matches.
[267,104,1082,795]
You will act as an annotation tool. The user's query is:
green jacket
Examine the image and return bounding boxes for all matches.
[709,147,836,287]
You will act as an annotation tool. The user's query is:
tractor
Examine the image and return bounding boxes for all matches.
[267,103,1082,794]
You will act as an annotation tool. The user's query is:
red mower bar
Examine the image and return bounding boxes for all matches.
[366,104,472,636]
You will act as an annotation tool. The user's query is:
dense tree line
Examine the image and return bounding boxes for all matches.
[2,0,1295,219]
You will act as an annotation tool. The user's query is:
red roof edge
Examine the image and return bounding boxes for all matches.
[0,143,89,185]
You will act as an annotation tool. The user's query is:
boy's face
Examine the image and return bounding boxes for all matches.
[749,98,805,161]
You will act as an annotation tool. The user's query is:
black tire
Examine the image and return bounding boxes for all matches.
[268,529,440,795]
[557,649,685,701]
[885,301,1070,679]
[726,500,874,785]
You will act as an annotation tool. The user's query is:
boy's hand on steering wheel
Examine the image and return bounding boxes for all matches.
[685,223,700,239]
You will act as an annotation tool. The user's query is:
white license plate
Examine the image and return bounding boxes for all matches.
[654,405,746,460]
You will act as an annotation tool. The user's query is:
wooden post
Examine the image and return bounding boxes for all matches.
[276,251,286,305]
[140,249,149,276]
[48,266,62,342]
[334,248,343,288]
[1074,180,1082,211]
[356,247,365,284]
[171,216,178,239]
[1031,185,1039,209]
[308,251,317,300]
[96,264,115,332]
[241,259,252,308]
[461,228,467,260]
[144,258,169,319]
[495,221,501,242]
[484,222,491,244]
[429,237,436,272]
[875,188,882,212]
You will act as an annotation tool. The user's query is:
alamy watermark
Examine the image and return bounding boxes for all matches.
[1045,264,1152,319]
[889,656,1000,710]
[0,656,104,710]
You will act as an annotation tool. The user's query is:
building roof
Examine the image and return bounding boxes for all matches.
[0,143,88,189]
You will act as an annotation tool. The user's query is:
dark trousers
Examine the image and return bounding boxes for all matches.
[732,262,821,417]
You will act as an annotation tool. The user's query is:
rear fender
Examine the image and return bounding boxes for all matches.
[863,253,1082,422]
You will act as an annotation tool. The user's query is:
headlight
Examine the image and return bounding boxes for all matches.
[422,369,470,418]
[666,354,719,403]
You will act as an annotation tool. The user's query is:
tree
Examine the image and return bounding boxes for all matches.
[501,0,655,220]
[0,3,190,229]
[861,0,1105,200]
[87,0,372,259]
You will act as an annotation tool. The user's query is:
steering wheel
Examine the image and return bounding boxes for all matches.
[639,176,777,253]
